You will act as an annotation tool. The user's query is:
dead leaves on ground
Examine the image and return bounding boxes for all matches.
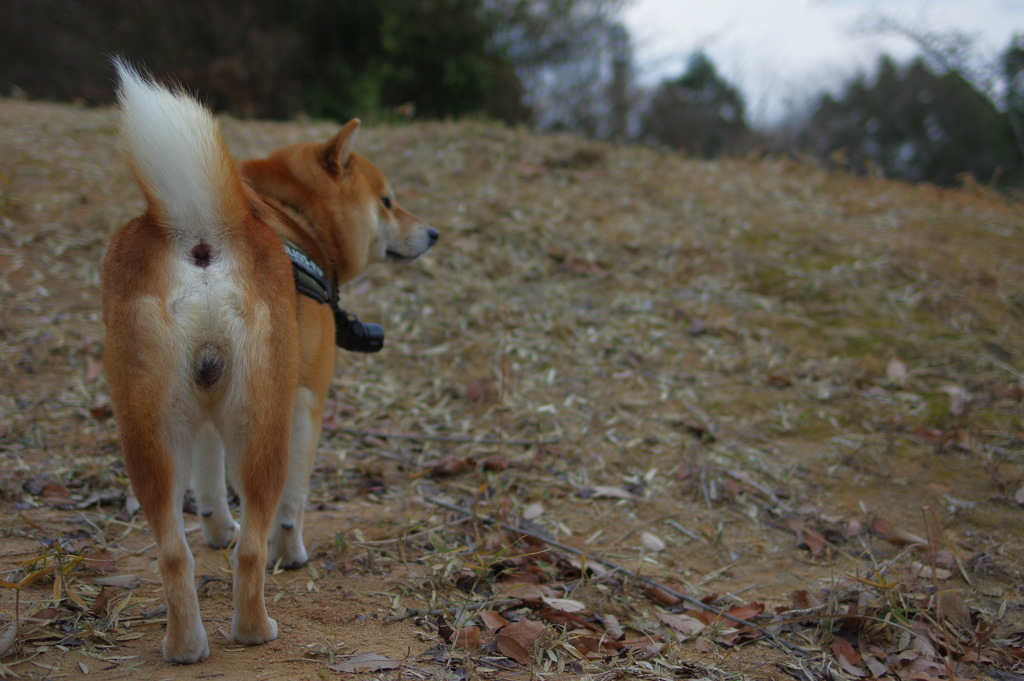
[400,498,1024,679]
[384,424,1024,679]
[437,605,663,668]
[0,521,155,668]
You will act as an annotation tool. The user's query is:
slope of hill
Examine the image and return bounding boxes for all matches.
[1,98,1023,679]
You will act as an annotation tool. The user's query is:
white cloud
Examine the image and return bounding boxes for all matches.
[624,0,1024,124]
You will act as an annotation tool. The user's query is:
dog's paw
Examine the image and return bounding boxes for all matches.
[231,614,278,646]
[162,623,210,664]
[267,525,308,570]
[200,513,239,549]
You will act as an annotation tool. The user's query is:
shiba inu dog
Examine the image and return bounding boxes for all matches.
[101,60,437,663]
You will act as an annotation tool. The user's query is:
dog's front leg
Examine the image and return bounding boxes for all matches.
[192,423,239,548]
[268,388,320,569]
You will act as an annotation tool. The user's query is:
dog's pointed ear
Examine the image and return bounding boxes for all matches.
[320,119,361,175]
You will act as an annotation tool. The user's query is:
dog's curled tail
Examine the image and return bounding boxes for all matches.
[114,58,247,242]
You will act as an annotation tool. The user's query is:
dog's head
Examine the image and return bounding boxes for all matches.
[254,119,437,284]
[311,120,438,279]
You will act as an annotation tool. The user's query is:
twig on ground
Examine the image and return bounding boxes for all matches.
[723,469,792,514]
[340,428,559,447]
[666,519,701,540]
[423,495,811,658]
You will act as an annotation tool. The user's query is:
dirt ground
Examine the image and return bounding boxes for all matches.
[1,97,1023,680]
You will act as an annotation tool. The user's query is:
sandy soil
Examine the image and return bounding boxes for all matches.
[1,96,1023,680]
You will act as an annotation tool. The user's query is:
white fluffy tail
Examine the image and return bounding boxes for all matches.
[114,58,243,241]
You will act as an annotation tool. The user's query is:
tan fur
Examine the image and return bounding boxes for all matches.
[103,70,436,664]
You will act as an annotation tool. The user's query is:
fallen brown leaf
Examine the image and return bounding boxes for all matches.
[832,637,867,678]
[24,608,61,625]
[537,606,599,631]
[88,405,113,421]
[726,602,765,622]
[428,455,475,477]
[479,609,509,631]
[452,625,483,649]
[90,587,116,617]
[496,619,547,665]
[910,427,945,445]
[620,635,664,660]
[790,590,822,610]
[81,549,116,573]
[571,632,621,657]
[656,611,705,636]
[801,527,827,557]
[645,584,681,606]
[936,591,971,630]
[41,482,73,506]
[871,516,928,546]
[464,377,491,400]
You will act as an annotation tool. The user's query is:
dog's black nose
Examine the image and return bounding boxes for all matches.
[427,227,439,246]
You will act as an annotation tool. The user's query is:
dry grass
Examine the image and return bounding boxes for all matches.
[1,97,1023,679]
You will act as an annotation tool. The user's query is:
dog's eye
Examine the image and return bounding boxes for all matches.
[381,196,392,210]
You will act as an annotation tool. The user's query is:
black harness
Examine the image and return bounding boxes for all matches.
[282,240,384,353]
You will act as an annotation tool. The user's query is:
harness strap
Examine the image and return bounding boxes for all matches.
[282,240,384,353]
[282,240,332,305]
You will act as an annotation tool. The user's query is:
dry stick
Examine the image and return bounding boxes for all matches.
[666,519,700,541]
[922,507,957,680]
[722,469,792,514]
[423,496,811,658]
[340,428,559,447]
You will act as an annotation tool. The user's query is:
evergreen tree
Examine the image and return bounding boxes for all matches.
[0,0,528,123]
[641,51,750,157]
[295,0,527,123]
[1003,34,1024,160]
[801,55,1020,186]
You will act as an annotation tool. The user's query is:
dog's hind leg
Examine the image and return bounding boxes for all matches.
[267,387,320,569]
[191,423,239,548]
[220,384,292,645]
[105,298,210,664]
[122,417,209,663]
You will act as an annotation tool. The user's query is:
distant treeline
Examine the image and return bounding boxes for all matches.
[0,0,533,123]
[3,0,1021,189]
[647,46,1024,190]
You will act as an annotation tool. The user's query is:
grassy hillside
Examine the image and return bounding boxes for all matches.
[1,98,1023,679]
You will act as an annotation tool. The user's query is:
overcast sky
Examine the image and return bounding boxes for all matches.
[623,0,1024,124]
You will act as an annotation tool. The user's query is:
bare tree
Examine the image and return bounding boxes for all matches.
[483,0,633,135]
[855,11,1024,159]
